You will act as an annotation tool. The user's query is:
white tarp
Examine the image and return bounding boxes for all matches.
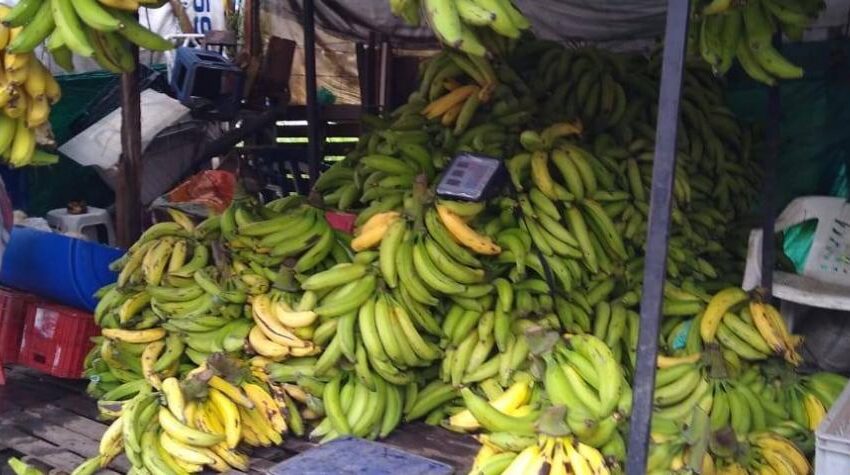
[270,0,850,46]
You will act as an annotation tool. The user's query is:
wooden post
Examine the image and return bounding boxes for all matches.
[169,0,194,34]
[115,46,143,248]
[243,0,262,58]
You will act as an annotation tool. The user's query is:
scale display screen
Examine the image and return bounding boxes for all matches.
[436,153,505,201]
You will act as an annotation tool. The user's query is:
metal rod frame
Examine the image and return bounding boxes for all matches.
[303,0,321,185]
[625,1,691,472]
[761,38,782,293]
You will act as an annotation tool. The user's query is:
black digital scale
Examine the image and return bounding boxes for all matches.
[436,153,506,202]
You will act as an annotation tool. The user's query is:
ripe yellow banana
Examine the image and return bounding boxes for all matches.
[141,339,166,389]
[751,433,810,475]
[252,295,309,348]
[700,287,748,342]
[352,212,400,251]
[162,377,187,422]
[423,84,479,119]
[657,353,701,368]
[243,383,287,434]
[802,392,826,430]
[436,205,501,255]
[102,327,166,343]
[208,387,242,449]
[248,324,290,360]
[449,379,530,429]
[9,120,35,167]
[748,301,788,356]
[158,407,224,447]
[158,430,216,465]
[23,60,46,98]
[98,413,125,466]
[763,302,802,365]
[26,95,51,128]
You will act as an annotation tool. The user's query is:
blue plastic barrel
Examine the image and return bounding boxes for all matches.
[0,227,122,311]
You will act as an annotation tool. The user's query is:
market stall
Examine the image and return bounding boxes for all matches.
[0,0,849,474]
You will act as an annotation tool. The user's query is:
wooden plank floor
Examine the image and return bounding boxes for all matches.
[0,367,478,474]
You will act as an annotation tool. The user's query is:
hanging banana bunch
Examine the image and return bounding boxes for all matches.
[695,0,824,85]
[0,3,60,167]
[389,0,531,58]
[3,0,174,74]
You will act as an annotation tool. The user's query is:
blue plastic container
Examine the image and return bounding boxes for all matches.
[269,437,453,475]
[0,227,122,311]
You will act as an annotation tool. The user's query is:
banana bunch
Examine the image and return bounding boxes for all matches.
[0,4,60,167]
[542,336,632,455]
[390,0,531,57]
[77,365,288,474]
[646,395,719,474]
[531,47,632,132]
[470,433,612,475]
[2,0,173,74]
[743,431,811,475]
[766,371,848,434]
[297,371,407,442]
[700,287,803,366]
[695,0,824,85]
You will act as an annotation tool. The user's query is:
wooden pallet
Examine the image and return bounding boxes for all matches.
[0,367,478,474]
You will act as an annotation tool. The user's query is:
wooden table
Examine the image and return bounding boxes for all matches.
[0,367,479,474]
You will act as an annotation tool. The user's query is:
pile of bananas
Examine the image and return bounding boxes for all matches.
[81,369,286,475]
[0,4,60,167]
[471,433,612,475]
[389,0,531,57]
[645,358,846,474]
[695,0,824,85]
[699,288,803,366]
[79,204,319,474]
[72,26,850,474]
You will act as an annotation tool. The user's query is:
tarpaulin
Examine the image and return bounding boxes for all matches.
[268,0,850,47]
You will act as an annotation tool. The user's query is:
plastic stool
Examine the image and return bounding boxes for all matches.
[169,47,244,118]
[46,207,116,246]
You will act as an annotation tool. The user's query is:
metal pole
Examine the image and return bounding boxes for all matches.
[303,0,321,185]
[625,1,690,472]
[761,82,781,293]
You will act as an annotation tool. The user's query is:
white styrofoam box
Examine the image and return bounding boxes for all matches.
[816,380,850,474]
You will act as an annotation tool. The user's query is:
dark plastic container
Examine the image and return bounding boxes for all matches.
[0,227,123,311]
[18,299,99,378]
[268,437,453,475]
[170,47,244,118]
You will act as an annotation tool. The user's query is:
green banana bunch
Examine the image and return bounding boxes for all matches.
[4,0,173,73]
[406,0,530,57]
[696,0,822,85]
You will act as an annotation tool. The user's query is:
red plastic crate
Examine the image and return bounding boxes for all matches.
[0,287,34,364]
[18,300,100,378]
